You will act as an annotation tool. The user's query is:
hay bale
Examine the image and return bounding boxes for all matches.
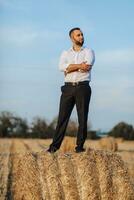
[60,136,76,153]
[37,152,65,200]
[71,149,134,200]
[71,151,101,200]
[0,139,12,200]
[37,149,133,200]
[2,138,133,200]
[11,152,42,200]
[99,136,118,152]
[58,154,82,200]
[115,137,124,143]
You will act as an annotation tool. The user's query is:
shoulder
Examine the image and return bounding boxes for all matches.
[60,48,72,58]
[84,47,95,58]
[60,48,71,55]
[84,47,95,53]
[60,50,68,58]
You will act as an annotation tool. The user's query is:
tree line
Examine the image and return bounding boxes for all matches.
[0,111,134,140]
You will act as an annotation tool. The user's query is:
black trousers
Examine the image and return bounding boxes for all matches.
[49,81,91,150]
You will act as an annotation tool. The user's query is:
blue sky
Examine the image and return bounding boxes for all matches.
[0,0,134,131]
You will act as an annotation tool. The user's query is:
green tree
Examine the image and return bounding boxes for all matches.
[11,117,28,138]
[0,111,28,138]
[0,111,13,137]
[31,117,48,138]
[108,122,134,140]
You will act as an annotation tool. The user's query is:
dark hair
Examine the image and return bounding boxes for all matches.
[69,27,81,37]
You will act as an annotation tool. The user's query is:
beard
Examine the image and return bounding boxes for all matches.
[75,39,84,46]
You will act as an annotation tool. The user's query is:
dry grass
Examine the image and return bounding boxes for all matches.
[60,136,76,153]
[115,137,124,143]
[99,136,118,152]
[11,153,42,200]
[0,139,12,200]
[0,138,134,200]
[118,151,134,185]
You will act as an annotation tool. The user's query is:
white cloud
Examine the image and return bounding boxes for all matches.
[93,48,134,88]
[0,0,11,7]
[0,99,28,106]
[0,0,27,11]
[0,27,38,46]
[91,48,134,116]
[93,83,134,114]
[0,26,63,47]
[97,48,134,65]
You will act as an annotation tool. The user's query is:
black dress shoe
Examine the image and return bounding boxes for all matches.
[46,147,57,153]
[75,147,86,153]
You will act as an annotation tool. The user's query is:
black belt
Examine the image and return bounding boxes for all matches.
[65,80,89,86]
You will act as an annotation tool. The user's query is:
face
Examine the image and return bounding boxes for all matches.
[71,29,84,46]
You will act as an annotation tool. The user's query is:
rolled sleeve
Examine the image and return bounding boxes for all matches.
[85,49,95,66]
[59,51,69,72]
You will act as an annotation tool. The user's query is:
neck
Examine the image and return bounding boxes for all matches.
[73,44,82,52]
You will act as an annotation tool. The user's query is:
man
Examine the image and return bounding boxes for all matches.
[47,27,95,153]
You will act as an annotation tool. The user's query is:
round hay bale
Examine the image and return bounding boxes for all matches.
[38,149,133,200]
[8,148,133,199]
[60,136,76,153]
[115,137,124,143]
[99,136,118,152]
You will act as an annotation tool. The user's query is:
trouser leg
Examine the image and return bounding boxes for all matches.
[49,86,75,150]
[75,84,91,148]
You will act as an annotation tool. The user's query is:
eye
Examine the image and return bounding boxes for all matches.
[77,33,83,37]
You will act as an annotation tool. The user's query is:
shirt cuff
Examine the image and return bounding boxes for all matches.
[59,64,68,72]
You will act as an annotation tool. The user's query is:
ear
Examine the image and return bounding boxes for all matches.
[71,33,75,42]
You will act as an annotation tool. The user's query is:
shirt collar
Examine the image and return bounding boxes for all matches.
[69,46,85,52]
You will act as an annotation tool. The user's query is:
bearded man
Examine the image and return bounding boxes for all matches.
[47,27,95,153]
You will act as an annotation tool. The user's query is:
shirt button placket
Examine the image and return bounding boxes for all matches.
[74,52,78,82]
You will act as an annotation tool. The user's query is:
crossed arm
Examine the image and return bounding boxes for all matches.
[64,62,92,76]
[59,49,95,76]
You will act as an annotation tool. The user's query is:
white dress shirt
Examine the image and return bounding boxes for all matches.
[59,46,95,83]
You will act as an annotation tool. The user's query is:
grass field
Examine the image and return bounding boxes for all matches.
[0,137,134,200]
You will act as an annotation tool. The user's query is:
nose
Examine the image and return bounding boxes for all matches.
[80,36,83,41]
[79,34,82,38]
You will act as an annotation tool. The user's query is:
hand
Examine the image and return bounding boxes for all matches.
[79,62,92,72]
